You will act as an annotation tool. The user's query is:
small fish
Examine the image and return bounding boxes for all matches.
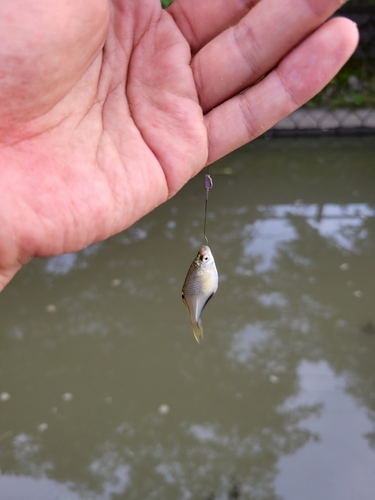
[182,245,218,343]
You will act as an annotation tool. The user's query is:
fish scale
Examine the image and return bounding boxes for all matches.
[184,267,208,294]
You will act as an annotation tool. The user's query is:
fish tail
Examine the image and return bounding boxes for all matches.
[192,320,204,344]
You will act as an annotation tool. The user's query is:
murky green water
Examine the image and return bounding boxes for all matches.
[1,136,375,500]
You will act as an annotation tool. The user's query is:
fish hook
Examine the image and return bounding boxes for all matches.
[203,173,213,244]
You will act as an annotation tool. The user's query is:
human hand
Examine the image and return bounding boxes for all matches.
[0,0,358,290]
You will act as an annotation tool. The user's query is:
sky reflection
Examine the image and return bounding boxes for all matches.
[276,360,375,500]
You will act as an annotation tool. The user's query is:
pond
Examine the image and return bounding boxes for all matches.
[1,136,375,500]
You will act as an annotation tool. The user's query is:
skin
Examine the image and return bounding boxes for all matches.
[0,0,359,291]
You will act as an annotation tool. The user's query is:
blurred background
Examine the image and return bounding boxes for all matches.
[1,2,375,500]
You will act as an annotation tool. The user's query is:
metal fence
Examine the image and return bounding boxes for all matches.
[269,108,375,136]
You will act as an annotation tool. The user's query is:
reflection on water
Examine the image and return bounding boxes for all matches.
[0,137,375,499]
[0,475,82,500]
[276,360,375,500]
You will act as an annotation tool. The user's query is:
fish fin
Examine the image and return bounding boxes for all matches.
[202,292,215,310]
[192,320,204,344]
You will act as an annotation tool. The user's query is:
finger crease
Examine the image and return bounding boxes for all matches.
[232,21,263,78]
[240,0,261,14]
[191,57,205,108]
[169,3,197,53]
[238,94,257,140]
[275,65,301,110]
[302,0,328,20]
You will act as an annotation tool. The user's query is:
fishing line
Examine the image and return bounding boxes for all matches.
[203,166,213,244]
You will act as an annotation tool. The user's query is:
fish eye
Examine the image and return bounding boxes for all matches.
[182,292,185,299]
[203,255,209,261]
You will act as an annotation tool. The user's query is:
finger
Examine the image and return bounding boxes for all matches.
[167,0,261,54]
[192,0,348,113]
[204,17,359,164]
[0,265,21,293]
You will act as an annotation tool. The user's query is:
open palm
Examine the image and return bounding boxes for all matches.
[0,0,358,289]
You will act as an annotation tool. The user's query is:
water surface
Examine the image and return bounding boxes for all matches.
[1,136,375,500]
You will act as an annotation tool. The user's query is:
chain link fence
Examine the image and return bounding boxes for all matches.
[269,108,375,136]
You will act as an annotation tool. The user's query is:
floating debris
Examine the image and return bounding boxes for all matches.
[62,393,73,401]
[158,404,170,415]
[243,269,253,277]
[362,323,375,335]
[340,263,350,271]
[353,290,363,298]
[269,375,280,384]
[228,477,241,499]
[111,279,121,287]
[0,392,11,402]
[0,431,13,441]
[37,423,48,432]
[46,304,56,313]
[105,397,113,404]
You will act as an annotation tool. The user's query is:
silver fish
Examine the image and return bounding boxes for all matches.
[182,245,218,343]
